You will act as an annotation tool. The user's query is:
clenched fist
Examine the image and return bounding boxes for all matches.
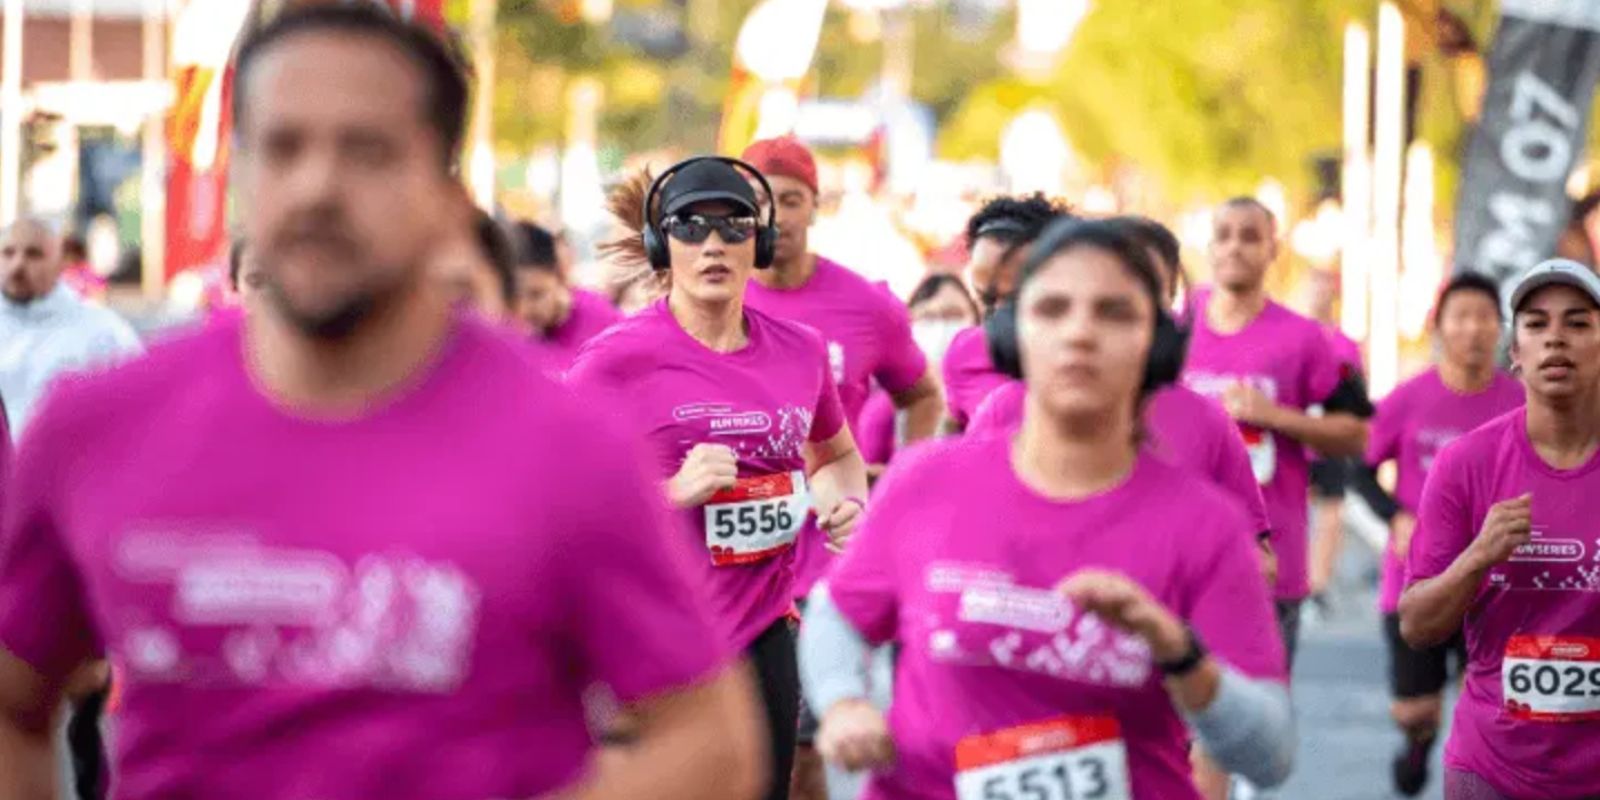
[668,444,739,508]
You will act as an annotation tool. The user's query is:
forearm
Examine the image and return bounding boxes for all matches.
[1398,556,1488,648]
[799,584,875,716]
[891,379,942,445]
[809,449,868,510]
[572,667,766,800]
[0,720,58,800]
[1350,464,1400,521]
[1265,409,1367,458]
[1181,668,1296,788]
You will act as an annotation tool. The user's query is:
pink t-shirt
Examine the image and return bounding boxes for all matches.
[0,315,730,799]
[828,436,1285,800]
[1324,325,1362,371]
[744,258,926,595]
[1367,369,1524,612]
[1182,298,1346,600]
[969,381,1271,536]
[941,325,1010,430]
[857,386,897,467]
[541,288,622,370]
[1407,408,1600,799]
[567,299,847,650]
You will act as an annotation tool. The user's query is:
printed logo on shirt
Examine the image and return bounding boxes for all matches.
[113,531,481,693]
[670,403,815,460]
[1487,527,1600,593]
[707,411,773,436]
[1415,428,1462,473]
[828,341,846,385]
[921,562,1153,688]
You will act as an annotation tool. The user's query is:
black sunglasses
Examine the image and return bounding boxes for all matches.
[662,214,758,245]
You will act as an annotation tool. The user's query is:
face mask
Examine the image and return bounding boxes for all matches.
[912,319,969,366]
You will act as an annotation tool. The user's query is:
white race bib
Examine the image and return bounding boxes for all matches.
[1502,635,1600,722]
[1240,425,1276,486]
[703,471,810,567]
[955,716,1131,800]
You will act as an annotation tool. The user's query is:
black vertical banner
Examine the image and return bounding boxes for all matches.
[1452,0,1600,287]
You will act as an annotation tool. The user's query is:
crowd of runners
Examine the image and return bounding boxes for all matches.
[0,6,1596,800]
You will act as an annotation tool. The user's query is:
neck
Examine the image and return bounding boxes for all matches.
[1205,286,1268,334]
[1525,389,1600,470]
[247,285,452,415]
[756,252,816,290]
[1439,359,1494,393]
[669,290,748,352]
[545,291,575,334]
[1013,394,1138,500]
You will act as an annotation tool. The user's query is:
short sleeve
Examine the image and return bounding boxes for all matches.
[0,391,101,680]
[1365,389,1407,467]
[556,418,731,702]
[827,448,933,645]
[1407,442,1476,584]
[1202,405,1272,535]
[810,344,847,443]
[1180,497,1286,681]
[870,291,928,396]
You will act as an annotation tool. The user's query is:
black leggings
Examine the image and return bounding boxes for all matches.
[747,619,799,800]
[67,686,109,800]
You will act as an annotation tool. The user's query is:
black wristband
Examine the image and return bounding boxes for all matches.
[1157,626,1208,677]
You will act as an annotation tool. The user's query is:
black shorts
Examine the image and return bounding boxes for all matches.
[1309,457,1352,499]
[748,618,799,800]
[1384,612,1466,699]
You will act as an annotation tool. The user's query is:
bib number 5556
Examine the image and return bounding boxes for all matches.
[710,502,795,539]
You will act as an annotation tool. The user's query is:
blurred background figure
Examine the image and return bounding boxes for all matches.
[509,220,620,368]
[58,236,107,302]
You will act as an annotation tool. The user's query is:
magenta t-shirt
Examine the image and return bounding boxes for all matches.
[969,381,1271,536]
[541,288,622,370]
[1407,408,1600,799]
[0,315,731,799]
[1367,369,1524,612]
[1182,299,1345,600]
[744,258,926,595]
[942,325,1010,430]
[828,436,1285,800]
[568,299,847,650]
[857,386,897,467]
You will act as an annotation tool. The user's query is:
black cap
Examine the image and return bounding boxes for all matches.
[658,159,761,219]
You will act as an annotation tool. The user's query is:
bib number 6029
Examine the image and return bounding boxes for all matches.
[710,501,795,539]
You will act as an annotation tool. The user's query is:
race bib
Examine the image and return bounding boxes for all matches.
[1240,425,1276,486]
[703,471,811,567]
[1502,635,1600,722]
[954,716,1131,800]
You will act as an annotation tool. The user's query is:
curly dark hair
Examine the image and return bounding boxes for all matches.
[964,193,1074,252]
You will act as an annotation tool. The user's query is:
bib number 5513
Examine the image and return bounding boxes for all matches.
[975,759,1113,800]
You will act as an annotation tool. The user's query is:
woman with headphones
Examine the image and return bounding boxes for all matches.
[569,156,869,800]
[797,218,1294,799]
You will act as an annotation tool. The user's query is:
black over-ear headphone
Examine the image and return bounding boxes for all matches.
[642,156,779,271]
[985,219,1190,395]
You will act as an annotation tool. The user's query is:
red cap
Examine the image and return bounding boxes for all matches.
[742,136,819,195]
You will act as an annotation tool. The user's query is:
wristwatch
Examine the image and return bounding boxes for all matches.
[1156,625,1208,677]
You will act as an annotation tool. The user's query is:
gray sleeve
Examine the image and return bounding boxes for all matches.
[798,583,874,718]
[1184,667,1297,788]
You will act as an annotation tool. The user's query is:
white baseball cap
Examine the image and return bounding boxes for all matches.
[1508,258,1600,313]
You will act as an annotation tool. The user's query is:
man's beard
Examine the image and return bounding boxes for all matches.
[1,280,39,305]
[266,284,383,341]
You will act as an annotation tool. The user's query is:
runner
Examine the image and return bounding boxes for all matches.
[1182,197,1372,671]
[798,217,1293,800]
[1355,272,1524,797]
[0,218,142,435]
[509,220,621,369]
[858,274,981,472]
[740,136,941,478]
[569,154,870,800]
[1399,258,1600,800]
[0,8,763,799]
[944,194,1071,431]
